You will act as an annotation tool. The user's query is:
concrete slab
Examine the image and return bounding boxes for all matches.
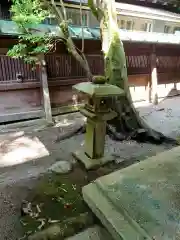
[83,146,180,240]
[66,225,113,240]
[0,119,47,133]
[137,96,180,139]
[0,109,44,124]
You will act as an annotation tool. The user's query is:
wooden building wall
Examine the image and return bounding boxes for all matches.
[0,37,180,123]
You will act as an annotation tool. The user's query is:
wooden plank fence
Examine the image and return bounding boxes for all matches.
[0,55,38,83]
[0,45,180,84]
[45,54,104,80]
[1,42,180,123]
[0,43,180,106]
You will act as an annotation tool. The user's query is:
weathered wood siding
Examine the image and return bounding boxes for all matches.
[0,39,180,123]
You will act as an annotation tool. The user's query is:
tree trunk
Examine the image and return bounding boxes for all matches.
[150,46,158,105]
[89,0,176,144]
[39,55,53,124]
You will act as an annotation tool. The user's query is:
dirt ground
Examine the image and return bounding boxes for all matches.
[0,97,180,239]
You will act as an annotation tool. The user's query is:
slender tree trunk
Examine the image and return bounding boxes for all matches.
[150,46,158,105]
[39,55,53,124]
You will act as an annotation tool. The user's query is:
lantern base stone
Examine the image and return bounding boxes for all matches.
[72,150,115,170]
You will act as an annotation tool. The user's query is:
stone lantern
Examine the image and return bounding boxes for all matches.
[72,78,124,170]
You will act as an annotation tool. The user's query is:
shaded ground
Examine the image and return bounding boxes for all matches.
[0,96,180,239]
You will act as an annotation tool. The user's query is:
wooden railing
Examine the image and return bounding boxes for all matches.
[45,54,104,79]
[157,56,180,73]
[0,43,180,84]
[0,55,38,83]
[45,53,152,79]
[126,55,150,75]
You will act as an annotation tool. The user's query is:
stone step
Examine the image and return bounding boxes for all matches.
[66,225,113,240]
[83,146,180,240]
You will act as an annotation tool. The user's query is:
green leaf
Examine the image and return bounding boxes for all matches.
[9,0,54,64]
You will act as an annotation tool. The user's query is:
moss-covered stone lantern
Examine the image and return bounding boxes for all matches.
[72,77,124,170]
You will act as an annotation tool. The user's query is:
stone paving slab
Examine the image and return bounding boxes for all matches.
[66,225,113,240]
[83,146,180,240]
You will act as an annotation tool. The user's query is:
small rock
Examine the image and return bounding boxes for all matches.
[49,161,72,174]
[114,157,126,164]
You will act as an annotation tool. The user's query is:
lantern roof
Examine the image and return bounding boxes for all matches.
[73,82,124,98]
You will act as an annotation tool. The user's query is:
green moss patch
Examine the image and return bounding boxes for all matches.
[21,171,93,239]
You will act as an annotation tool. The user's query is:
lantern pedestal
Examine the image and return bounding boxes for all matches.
[73,107,117,170]
[72,150,114,170]
[72,81,124,170]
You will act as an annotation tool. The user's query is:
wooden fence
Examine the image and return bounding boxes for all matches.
[45,54,104,80]
[0,55,38,83]
[0,45,180,83]
[1,42,180,123]
[45,53,151,79]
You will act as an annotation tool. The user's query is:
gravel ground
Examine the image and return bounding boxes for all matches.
[0,97,180,239]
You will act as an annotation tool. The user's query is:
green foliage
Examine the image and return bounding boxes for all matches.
[7,0,53,64]
[11,0,49,26]
[8,33,53,64]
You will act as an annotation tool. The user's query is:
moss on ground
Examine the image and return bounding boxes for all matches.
[21,171,93,239]
[20,148,164,239]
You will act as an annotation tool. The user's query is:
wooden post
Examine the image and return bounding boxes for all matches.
[150,45,158,105]
[39,55,53,124]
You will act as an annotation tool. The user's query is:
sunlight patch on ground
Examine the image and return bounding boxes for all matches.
[0,135,49,167]
[133,101,153,108]
[0,131,25,141]
[54,118,74,128]
[54,116,86,128]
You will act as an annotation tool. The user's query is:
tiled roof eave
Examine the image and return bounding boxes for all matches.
[1,20,180,45]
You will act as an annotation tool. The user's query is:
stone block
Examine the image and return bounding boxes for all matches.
[83,146,180,239]
[66,225,113,240]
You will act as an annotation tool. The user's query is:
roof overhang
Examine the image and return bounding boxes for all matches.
[118,29,180,45]
[1,20,180,45]
[115,0,180,14]
[116,2,180,23]
[63,0,180,23]
[63,0,180,14]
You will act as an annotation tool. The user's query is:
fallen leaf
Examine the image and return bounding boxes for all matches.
[48,219,60,223]
[37,218,46,230]
[36,204,41,213]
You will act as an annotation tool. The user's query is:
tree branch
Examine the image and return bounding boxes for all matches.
[88,0,104,21]
[59,0,67,20]
[80,0,84,53]
[48,0,93,80]
[51,0,64,21]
